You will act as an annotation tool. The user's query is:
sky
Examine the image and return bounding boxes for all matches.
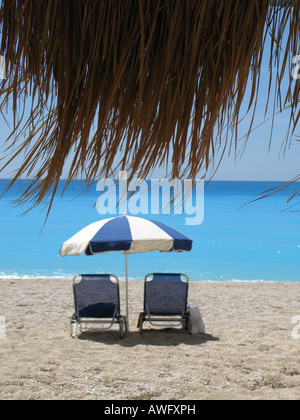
[1,98,298,182]
[210,59,300,181]
[211,107,299,182]
[0,28,299,182]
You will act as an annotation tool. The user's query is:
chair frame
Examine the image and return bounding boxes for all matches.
[71,274,126,339]
[137,273,191,334]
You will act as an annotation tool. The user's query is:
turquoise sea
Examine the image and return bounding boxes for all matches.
[0,179,299,282]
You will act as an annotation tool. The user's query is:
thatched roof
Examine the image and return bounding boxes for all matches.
[0,1,299,211]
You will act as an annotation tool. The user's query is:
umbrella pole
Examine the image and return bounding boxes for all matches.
[125,253,129,332]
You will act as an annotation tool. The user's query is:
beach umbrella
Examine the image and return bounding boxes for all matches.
[59,215,192,330]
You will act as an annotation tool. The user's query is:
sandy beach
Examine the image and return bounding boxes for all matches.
[0,278,299,400]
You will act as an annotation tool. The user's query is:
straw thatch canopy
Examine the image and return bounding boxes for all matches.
[0,1,299,210]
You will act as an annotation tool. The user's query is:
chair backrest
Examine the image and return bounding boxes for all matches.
[144,273,189,316]
[73,274,120,319]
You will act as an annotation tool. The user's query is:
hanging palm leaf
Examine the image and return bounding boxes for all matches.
[0,1,299,213]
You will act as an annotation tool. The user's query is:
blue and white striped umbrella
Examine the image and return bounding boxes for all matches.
[60,215,192,257]
[60,215,193,329]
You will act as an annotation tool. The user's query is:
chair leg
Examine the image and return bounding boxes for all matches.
[119,317,125,339]
[184,312,192,334]
[124,317,128,336]
[137,313,145,335]
[71,316,77,339]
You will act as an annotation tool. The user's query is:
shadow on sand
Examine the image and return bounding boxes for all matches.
[78,328,219,347]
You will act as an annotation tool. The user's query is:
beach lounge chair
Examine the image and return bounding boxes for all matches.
[71,274,126,339]
[137,273,191,334]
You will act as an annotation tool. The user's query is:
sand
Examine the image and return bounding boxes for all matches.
[0,278,299,400]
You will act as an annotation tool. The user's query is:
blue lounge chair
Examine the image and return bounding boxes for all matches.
[137,273,191,334]
[71,274,126,338]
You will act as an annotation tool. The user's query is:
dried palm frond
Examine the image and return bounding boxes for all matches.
[0,1,299,213]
